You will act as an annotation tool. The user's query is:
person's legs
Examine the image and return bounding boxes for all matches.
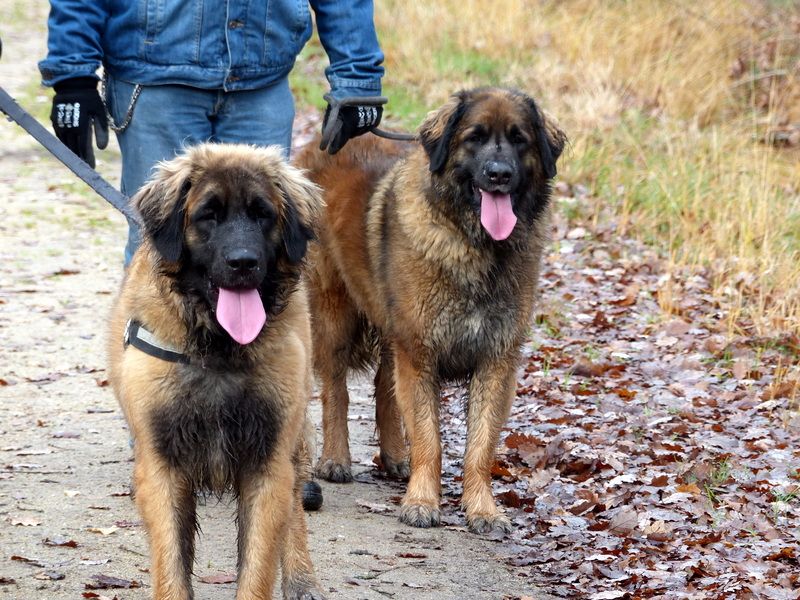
[105,77,215,265]
[212,76,295,156]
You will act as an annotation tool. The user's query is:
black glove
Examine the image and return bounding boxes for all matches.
[319,94,383,155]
[50,77,109,169]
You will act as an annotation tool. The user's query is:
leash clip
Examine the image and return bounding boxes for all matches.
[123,319,132,347]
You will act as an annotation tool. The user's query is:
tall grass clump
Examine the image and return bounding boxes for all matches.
[371,0,800,333]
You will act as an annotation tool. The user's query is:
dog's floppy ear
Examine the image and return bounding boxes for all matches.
[272,159,322,264]
[523,95,567,180]
[418,91,468,174]
[133,156,192,262]
[281,198,315,264]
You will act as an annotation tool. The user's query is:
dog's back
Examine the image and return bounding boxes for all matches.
[297,135,411,370]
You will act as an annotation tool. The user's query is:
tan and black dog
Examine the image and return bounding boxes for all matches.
[107,144,325,599]
[297,87,566,534]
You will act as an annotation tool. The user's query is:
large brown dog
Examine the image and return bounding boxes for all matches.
[107,144,325,599]
[297,87,566,534]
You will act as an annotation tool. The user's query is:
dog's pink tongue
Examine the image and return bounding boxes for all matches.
[479,190,517,240]
[216,288,266,345]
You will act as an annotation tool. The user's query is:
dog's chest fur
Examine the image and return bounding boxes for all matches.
[427,255,531,379]
[149,366,282,491]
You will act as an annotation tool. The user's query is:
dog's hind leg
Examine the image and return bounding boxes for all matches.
[295,417,324,511]
[311,283,359,483]
[461,355,517,535]
[315,359,354,482]
[374,344,409,479]
[236,459,294,600]
[133,448,197,600]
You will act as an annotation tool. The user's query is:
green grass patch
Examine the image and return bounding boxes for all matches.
[16,79,52,124]
[380,84,427,131]
[432,43,504,84]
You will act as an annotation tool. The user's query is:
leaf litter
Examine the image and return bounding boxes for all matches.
[435,191,800,598]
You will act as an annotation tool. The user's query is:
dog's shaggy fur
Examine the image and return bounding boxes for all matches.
[297,88,566,534]
[107,144,325,599]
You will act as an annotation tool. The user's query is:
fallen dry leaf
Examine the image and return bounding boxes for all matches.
[355,500,392,514]
[10,516,41,527]
[10,555,47,568]
[84,574,141,590]
[34,571,64,581]
[198,572,237,585]
[87,526,118,536]
[43,536,78,548]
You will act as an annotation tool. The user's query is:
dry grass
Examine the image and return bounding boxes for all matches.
[371,0,800,334]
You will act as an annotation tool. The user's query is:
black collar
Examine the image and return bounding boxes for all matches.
[123,319,189,365]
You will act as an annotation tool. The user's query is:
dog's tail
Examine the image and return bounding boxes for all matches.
[347,314,382,372]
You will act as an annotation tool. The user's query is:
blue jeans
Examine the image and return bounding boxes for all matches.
[105,76,295,265]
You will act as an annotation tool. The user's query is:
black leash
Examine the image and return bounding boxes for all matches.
[0,36,140,224]
[372,126,418,142]
[321,94,417,143]
[0,85,142,226]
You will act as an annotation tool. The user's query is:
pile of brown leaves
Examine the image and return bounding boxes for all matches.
[437,191,800,598]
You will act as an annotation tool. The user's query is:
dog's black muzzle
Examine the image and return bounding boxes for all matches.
[212,223,268,290]
[473,142,520,194]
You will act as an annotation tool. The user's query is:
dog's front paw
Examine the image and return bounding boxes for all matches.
[399,502,441,528]
[315,459,353,483]
[380,452,410,480]
[467,512,512,535]
[284,581,327,600]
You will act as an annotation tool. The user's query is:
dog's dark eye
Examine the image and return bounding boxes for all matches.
[195,209,217,222]
[248,200,276,227]
[194,197,223,223]
[509,126,529,146]
[465,127,487,145]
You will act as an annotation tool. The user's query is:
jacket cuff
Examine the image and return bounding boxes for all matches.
[38,58,102,88]
[327,77,382,101]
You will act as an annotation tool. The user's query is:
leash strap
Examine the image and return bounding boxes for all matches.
[0,85,142,226]
[124,319,189,365]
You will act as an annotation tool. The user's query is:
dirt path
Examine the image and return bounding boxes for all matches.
[0,4,543,599]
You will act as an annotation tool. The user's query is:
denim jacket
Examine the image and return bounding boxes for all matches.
[39,0,383,97]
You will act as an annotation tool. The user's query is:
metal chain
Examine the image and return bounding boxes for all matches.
[100,72,142,133]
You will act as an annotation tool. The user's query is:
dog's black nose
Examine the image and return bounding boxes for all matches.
[485,161,513,186]
[225,249,260,272]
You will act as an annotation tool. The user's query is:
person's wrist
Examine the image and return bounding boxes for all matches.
[53,76,98,94]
